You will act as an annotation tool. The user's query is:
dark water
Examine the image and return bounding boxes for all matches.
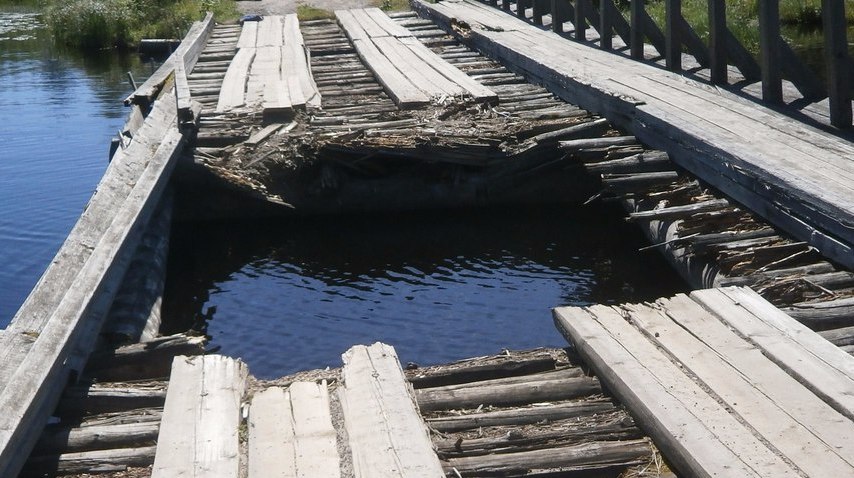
[0,8,156,325]
[163,206,688,378]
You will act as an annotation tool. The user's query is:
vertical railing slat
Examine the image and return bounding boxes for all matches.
[665,0,681,71]
[630,0,644,59]
[575,0,588,42]
[600,0,614,50]
[759,0,783,103]
[708,0,727,84]
[822,0,852,128]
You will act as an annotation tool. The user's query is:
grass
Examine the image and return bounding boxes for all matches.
[372,0,411,12]
[296,4,335,21]
[42,0,238,50]
[641,0,854,53]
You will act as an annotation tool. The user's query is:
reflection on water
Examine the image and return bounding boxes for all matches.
[0,8,155,324]
[164,205,688,378]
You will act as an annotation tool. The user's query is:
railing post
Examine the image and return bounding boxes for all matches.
[600,0,614,50]
[822,0,852,128]
[532,0,545,25]
[708,0,727,84]
[551,0,566,33]
[575,0,588,42]
[758,0,783,103]
[517,0,528,19]
[503,0,511,13]
[665,0,681,71]
[630,0,644,59]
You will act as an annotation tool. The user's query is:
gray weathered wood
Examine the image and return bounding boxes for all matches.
[152,355,248,478]
[708,0,726,83]
[217,48,256,112]
[553,305,800,477]
[249,387,295,478]
[237,20,259,49]
[822,0,851,128]
[664,0,681,71]
[338,343,444,478]
[288,382,340,478]
[758,0,782,102]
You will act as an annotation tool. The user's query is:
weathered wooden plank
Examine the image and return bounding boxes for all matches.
[237,20,259,49]
[373,36,462,97]
[249,387,296,478]
[623,294,854,475]
[289,382,341,478]
[338,343,444,478]
[553,305,799,477]
[217,48,256,112]
[257,15,284,47]
[283,16,321,108]
[399,36,498,103]
[363,7,413,38]
[349,38,429,108]
[246,45,281,108]
[696,287,854,421]
[336,10,368,42]
[152,355,248,478]
[350,8,392,38]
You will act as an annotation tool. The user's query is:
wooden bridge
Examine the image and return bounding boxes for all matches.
[2,2,854,476]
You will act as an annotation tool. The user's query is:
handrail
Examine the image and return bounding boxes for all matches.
[124,12,215,108]
[515,0,853,129]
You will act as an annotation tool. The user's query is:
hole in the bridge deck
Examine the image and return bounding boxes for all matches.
[161,204,688,379]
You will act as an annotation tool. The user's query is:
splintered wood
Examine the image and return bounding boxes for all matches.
[553,286,854,477]
[217,15,320,115]
[336,8,497,107]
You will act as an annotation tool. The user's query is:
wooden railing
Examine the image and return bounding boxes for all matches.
[496,0,852,129]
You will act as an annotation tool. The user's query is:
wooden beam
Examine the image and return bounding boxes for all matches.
[823,0,851,127]
[759,0,782,102]
[630,0,644,59]
[338,343,444,478]
[664,0,681,71]
[152,355,248,478]
[599,0,615,50]
[574,0,588,42]
[708,0,726,83]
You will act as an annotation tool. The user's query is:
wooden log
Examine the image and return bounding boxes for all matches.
[427,399,617,432]
[444,439,652,475]
[338,343,444,478]
[57,384,167,416]
[101,192,173,344]
[782,297,854,330]
[627,198,731,221]
[23,446,156,476]
[408,355,557,389]
[819,326,854,347]
[34,421,159,455]
[583,150,671,174]
[416,373,601,412]
[823,0,851,128]
[435,419,642,457]
[559,135,636,151]
[84,334,206,382]
[531,117,609,144]
[601,171,680,193]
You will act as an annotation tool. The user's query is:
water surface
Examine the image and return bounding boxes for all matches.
[0,8,154,324]
[164,206,688,378]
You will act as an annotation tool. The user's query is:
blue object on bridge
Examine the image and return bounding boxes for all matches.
[240,14,264,24]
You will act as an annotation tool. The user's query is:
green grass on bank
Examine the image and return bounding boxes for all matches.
[639,0,854,52]
[39,0,238,50]
[296,4,335,21]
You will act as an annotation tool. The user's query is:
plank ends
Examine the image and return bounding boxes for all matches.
[552,287,854,477]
